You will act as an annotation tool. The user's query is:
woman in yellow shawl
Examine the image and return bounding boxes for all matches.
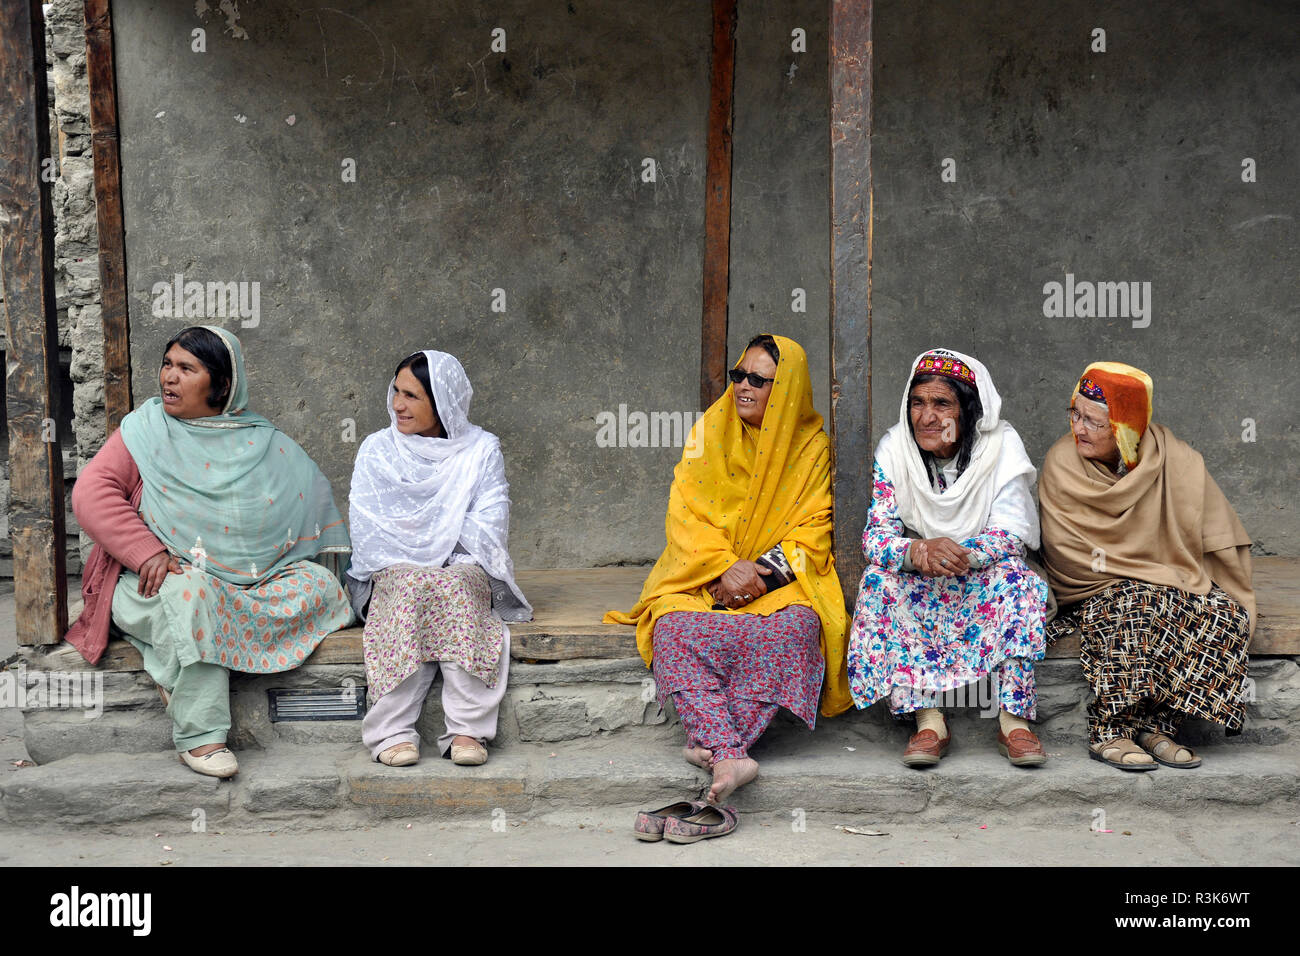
[605,334,847,804]
[1039,362,1255,772]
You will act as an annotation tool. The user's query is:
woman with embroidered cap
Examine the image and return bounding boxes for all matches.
[847,348,1049,768]
[64,325,354,778]
[1039,363,1254,772]
[347,351,531,768]
[606,334,848,822]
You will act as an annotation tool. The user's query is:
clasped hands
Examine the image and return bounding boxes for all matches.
[706,560,771,609]
[908,537,972,576]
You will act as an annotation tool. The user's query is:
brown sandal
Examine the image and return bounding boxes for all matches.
[1089,737,1157,772]
[1137,731,1202,769]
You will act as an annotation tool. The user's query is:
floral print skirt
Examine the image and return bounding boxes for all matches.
[847,558,1047,716]
[111,559,352,675]
[363,563,505,700]
[651,605,824,728]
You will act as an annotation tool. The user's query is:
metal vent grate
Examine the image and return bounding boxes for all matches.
[268,686,367,722]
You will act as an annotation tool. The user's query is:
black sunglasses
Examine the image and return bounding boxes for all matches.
[728,368,776,388]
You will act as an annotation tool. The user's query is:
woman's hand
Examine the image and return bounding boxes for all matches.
[137,550,183,598]
[908,538,971,576]
[711,560,772,608]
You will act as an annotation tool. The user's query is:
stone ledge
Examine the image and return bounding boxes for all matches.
[2,735,1297,830]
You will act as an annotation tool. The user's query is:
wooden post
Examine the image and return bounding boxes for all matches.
[829,0,873,605]
[84,0,131,435]
[1,0,70,645]
[699,0,737,409]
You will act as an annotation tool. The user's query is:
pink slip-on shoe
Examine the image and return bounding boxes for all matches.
[634,800,707,842]
[662,803,739,844]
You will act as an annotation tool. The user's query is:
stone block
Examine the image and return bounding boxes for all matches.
[512,694,591,742]
[532,749,703,807]
[0,751,231,826]
[346,752,531,818]
[241,752,344,813]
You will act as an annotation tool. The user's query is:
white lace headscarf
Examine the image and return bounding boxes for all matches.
[875,347,1039,547]
[346,350,531,621]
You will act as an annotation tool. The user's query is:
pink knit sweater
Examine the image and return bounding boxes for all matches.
[64,430,167,664]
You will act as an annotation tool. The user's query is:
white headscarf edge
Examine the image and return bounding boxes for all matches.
[876,347,1038,546]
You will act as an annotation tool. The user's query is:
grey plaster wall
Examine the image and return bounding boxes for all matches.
[114,0,712,568]
[729,0,830,418]
[100,0,1299,574]
[870,0,1299,554]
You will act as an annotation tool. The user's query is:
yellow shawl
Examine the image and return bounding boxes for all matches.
[1039,423,1255,633]
[603,335,850,717]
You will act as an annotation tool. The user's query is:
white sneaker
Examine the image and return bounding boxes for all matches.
[178,747,238,778]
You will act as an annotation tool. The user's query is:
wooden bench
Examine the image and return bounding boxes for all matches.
[39,559,1300,672]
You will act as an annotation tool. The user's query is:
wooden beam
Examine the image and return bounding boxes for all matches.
[0,0,70,645]
[699,0,737,409]
[829,0,874,605]
[84,0,131,435]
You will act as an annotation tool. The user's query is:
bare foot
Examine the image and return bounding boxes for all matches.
[451,734,479,749]
[684,746,714,769]
[189,742,228,758]
[708,757,759,803]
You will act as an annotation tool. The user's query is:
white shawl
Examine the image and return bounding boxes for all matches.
[346,350,532,622]
[876,347,1039,548]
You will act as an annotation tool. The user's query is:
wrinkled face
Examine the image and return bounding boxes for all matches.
[160,344,221,419]
[1070,394,1119,465]
[733,346,778,427]
[909,378,961,458]
[392,367,442,438]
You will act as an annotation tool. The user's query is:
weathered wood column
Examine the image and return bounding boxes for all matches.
[85,0,132,434]
[699,0,737,408]
[829,0,873,604]
[1,0,69,644]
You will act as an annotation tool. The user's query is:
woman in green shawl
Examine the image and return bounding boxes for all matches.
[65,326,353,777]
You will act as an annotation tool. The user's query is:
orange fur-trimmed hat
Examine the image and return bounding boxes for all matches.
[1071,361,1153,471]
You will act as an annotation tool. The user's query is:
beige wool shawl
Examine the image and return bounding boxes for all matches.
[1038,423,1255,633]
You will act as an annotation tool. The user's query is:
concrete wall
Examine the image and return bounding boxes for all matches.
[729,0,830,418]
[869,0,1299,554]
[114,0,717,568]
[21,0,1294,578]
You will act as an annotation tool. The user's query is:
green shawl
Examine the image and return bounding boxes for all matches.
[118,326,350,586]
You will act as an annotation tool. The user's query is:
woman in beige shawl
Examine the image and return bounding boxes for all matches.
[1039,362,1254,772]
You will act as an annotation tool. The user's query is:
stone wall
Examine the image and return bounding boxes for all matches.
[0,0,99,579]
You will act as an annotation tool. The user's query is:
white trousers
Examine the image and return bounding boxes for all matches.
[362,629,510,758]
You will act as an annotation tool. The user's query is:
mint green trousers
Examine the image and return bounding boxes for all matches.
[112,570,231,751]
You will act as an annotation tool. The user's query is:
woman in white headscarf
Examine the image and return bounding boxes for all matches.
[348,351,531,767]
[847,348,1049,768]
